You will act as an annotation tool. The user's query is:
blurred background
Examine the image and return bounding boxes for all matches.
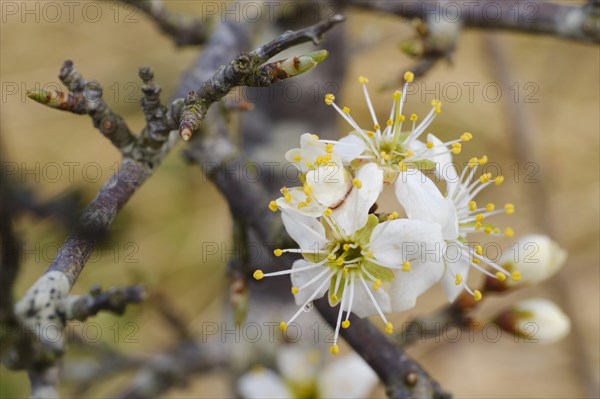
[1,1,598,398]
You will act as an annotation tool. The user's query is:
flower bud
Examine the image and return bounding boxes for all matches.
[500,234,567,286]
[495,299,571,343]
[276,50,329,78]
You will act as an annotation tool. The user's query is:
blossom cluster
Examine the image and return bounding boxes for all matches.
[253,72,562,354]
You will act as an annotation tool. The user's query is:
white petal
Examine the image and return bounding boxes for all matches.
[276,187,325,218]
[281,210,328,251]
[306,156,352,208]
[316,352,378,399]
[238,368,292,399]
[334,134,368,164]
[331,163,383,237]
[395,170,455,237]
[442,198,459,240]
[276,345,319,385]
[290,260,330,306]
[369,219,444,268]
[351,279,391,318]
[285,133,327,173]
[440,255,470,303]
[390,257,445,311]
[428,134,459,193]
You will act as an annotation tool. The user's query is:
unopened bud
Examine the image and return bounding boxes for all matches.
[500,234,567,286]
[494,299,571,343]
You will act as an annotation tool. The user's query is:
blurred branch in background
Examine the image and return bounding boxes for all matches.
[120,0,212,46]
[348,0,600,44]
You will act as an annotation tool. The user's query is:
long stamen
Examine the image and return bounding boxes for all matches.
[282,270,335,328]
[358,274,388,324]
[344,274,356,324]
[330,277,350,355]
[359,76,379,129]
[298,267,333,290]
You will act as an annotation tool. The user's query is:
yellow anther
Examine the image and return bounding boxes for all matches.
[505,203,515,215]
[342,320,350,329]
[358,75,369,84]
[373,279,382,291]
[306,197,312,203]
[484,226,493,234]
[324,93,335,105]
[343,243,351,251]
[486,203,495,212]
[504,227,514,237]
[451,143,462,154]
[336,258,344,266]
[402,261,411,272]
[279,321,288,331]
[511,271,522,281]
[274,249,283,257]
[343,267,349,275]
[367,251,373,258]
[268,201,278,212]
[367,131,375,138]
[280,186,289,194]
[342,106,350,114]
[324,208,333,217]
[495,272,507,282]
[454,274,463,285]
[387,211,399,221]
[284,193,292,203]
[461,132,473,142]
[387,119,393,126]
[303,185,312,196]
[393,90,401,100]
[398,114,406,122]
[478,155,488,165]
[468,157,479,168]
[494,176,505,185]
[475,222,482,231]
[374,123,381,131]
[426,141,434,149]
[398,162,407,172]
[385,322,394,334]
[410,113,418,122]
[468,201,477,211]
[331,294,338,302]
[352,178,363,188]
[473,290,483,302]
[406,150,414,157]
[475,214,485,222]
[328,253,336,260]
[293,155,302,162]
[329,344,340,355]
[298,202,307,209]
[403,71,415,83]
[291,287,299,295]
[253,270,264,280]
[472,257,480,264]
[479,173,492,183]
[475,244,483,255]
[305,161,313,168]
[325,143,334,153]
[312,134,319,140]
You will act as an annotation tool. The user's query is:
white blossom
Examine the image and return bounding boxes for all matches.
[255,163,445,354]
